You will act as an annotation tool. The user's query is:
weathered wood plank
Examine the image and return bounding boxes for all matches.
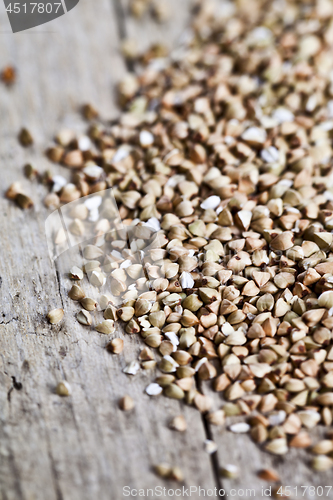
[120,0,193,54]
[0,1,218,499]
[0,0,328,497]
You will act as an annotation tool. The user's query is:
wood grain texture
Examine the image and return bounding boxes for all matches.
[120,0,193,54]
[0,1,217,499]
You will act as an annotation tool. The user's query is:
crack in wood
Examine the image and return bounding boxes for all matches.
[7,376,23,402]
[0,316,19,326]
[196,376,224,498]
[55,270,65,309]
[111,0,135,72]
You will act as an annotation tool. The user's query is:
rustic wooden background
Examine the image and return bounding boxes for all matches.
[0,1,331,499]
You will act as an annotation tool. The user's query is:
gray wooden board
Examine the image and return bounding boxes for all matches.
[120,0,193,54]
[0,0,331,499]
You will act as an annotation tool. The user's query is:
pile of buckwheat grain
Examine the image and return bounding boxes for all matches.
[8,0,333,473]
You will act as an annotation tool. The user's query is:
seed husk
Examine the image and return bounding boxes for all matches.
[164,384,185,400]
[102,304,116,320]
[155,375,175,387]
[82,103,98,120]
[169,415,187,432]
[83,245,104,260]
[172,350,192,365]
[318,291,333,309]
[181,309,200,327]
[251,424,268,444]
[225,382,245,401]
[77,310,92,326]
[90,271,106,288]
[143,380,162,394]
[317,393,333,406]
[169,466,184,482]
[176,377,194,391]
[312,440,333,455]
[69,218,85,236]
[289,431,312,449]
[199,287,220,304]
[220,464,239,479]
[154,463,172,478]
[106,338,124,354]
[265,438,288,455]
[135,298,151,316]
[284,379,306,393]
[270,232,294,251]
[257,469,280,482]
[1,65,16,86]
[95,319,115,334]
[298,411,321,429]
[117,306,135,322]
[274,272,295,289]
[16,193,34,209]
[80,298,98,311]
[47,308,64,325]
[189,382,205,406]
[214,373,231,392]
[204,439,218,454]
[198,361,217,381]
[69,284,85,301]
[100,294,113,311]
[126,319,141,335]
[253,271,271,288]
[224,331,247,346]
[182,294,203,311]
[6,182,23,200]
[322,407,333,426]
[69,266,84,280]
[139,347,154,361]
[18,127,33,147]
[56,381,71,397]
[206,410,225,426]
[163,293,182,307]
[83,261,100,273]
[123,361,140,375]
[223,402,242,417]
[145,333,162,348]
[141,360,156,370]
[229,422,250,434]
[149,310,166,328]
[119,395,134,411]
[176,366,195,379]
[311,455,333,472]
[158,340,174,356]
[159,355,179,373]
[302,309,326,327]
[194,393,212,413]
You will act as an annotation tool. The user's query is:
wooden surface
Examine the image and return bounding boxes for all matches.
[0,1,331,499]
